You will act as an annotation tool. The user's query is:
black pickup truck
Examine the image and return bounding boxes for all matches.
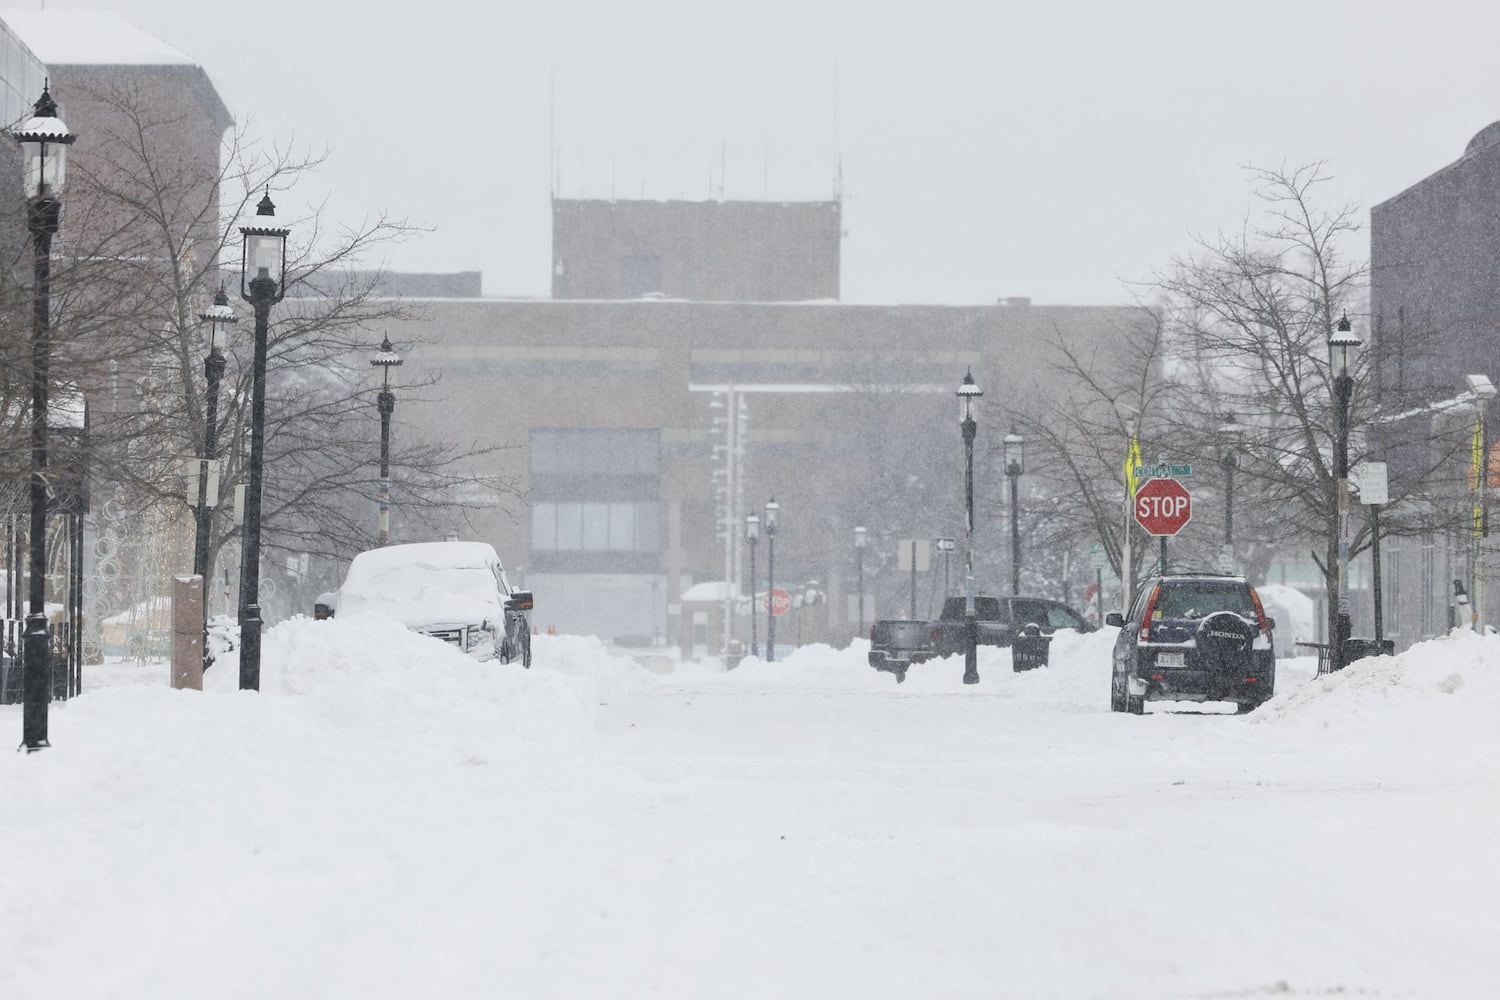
[868,596,1091,680]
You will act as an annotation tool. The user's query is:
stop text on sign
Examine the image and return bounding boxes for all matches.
[1133,477,1193,536]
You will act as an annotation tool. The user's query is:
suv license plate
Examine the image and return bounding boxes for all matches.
[1156,651,1185,668]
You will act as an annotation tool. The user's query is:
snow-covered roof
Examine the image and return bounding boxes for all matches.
[0,10,197,66]
[680,581,737,602]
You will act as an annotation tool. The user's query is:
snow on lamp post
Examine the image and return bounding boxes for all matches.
[854,525,868,638]
[371,336,403,546]
[745,514,760,657]
[1003,429,1024,596]
[238,190,290,692]
[1219,413,1244,550]
[957,370,983,685]
[1327,313,1361,673]
[764,498,779,662]
[13,83,75,752]
[193,285,237,586]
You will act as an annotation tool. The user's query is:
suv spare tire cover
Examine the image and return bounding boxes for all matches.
[1196,612,1255,670]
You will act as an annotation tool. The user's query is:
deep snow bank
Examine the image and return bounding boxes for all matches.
[696,628,1120,710]
[1255,627,1500,729]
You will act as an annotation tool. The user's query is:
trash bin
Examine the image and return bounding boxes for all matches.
[1011,625,1051,672]
[1338,636,1395,668]
[0,653,19,705]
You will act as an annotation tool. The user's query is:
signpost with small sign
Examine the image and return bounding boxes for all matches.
[897,539,930,619]
[1134,477,1192,576]
[1357,462,1390,642]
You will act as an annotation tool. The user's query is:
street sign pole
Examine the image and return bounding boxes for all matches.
[910,539,917,619]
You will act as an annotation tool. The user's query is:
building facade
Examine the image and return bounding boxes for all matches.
[1368,120,1500,646]
[378,198,1147,651]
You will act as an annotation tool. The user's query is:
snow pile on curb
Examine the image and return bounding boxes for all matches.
[1254,628,1500,729]
[705,628,1120,706]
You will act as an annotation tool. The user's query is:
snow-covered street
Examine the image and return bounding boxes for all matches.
[4,619,1498,999]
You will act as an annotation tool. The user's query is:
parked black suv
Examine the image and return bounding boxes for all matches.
[1105,574,1275,715]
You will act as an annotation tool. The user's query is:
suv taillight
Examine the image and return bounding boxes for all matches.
[1138,583,1161,641]
[1250,587,1271,634]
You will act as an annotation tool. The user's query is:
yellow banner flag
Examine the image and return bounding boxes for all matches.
[1125,432,1142,499]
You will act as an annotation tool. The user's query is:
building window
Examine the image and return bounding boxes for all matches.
[530,429,659,478]
[531,501,659,553]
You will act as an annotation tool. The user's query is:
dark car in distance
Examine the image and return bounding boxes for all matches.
[1106,574,1275,715]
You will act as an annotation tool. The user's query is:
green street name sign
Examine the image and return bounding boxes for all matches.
[1133,463,1192,479]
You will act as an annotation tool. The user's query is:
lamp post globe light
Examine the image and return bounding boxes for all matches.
[1003,429,1024,596]
[370,336,403,546]
[853,525,868,638]
[238,190,290,692]
[745,514,760,657]
[13,84,75,751]
[193,285,237,584]
[764,498,779,662]
[1327,313,1361,673]
[957,370,983,685]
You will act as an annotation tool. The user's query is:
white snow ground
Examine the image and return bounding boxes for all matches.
[3,616,1497,999]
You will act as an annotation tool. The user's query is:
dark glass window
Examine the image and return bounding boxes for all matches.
[1153,582,1254,620]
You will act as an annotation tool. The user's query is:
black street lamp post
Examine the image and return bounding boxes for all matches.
[238,191,290,692]
[14,85,75,751]
[764,498,779,662]
[1219,414,1243,548]
[193,286,237,584]
[1003,429,1024,595]
[745,513,760,657]
[1327,313,1361,673]
[854,525,867,637]
[958,371,983,685]
[370,336,402,545]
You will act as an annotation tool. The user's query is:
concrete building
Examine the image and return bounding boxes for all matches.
[380,198,1146,653]
[552,198,840,301]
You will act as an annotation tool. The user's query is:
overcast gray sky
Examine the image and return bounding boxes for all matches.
[34,0,1500,304]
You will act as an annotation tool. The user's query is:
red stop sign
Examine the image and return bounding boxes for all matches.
[1134,478,1192,536]
[767,588,792,617]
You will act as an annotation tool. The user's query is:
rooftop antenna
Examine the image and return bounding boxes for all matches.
[548,67,555,198]
[832,61,842,203]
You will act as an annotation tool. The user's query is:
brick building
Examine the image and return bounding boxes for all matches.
[0,10,232,266]
[1371,120,1500,401]
[1367,121,1500,644]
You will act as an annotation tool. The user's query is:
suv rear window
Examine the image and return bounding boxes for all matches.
[1152,581,1254,620]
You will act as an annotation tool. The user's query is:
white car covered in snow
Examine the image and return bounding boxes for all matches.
[336,540,533,666]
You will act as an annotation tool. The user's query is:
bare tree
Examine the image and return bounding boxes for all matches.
[5,81,515,621]
[1032,164,1469,643]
